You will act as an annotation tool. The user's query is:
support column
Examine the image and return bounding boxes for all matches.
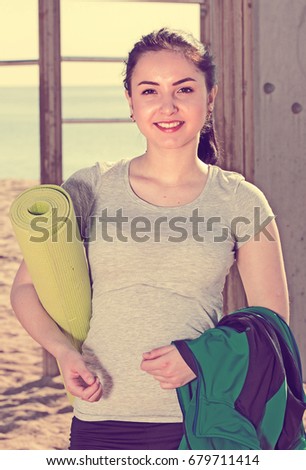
[38,0,62,376]
[39,0,62,185]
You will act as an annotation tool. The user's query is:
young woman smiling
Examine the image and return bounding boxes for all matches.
[11,28,289,450]
[126,48,216,208]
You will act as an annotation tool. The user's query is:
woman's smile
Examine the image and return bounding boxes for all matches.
[154,120,185,132]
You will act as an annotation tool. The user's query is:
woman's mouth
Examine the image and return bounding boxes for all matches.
[154,121,184,132]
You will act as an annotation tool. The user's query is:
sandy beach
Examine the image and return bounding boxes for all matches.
[1,179,305,450]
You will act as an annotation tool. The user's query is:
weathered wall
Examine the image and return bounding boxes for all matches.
[253,0,306,377]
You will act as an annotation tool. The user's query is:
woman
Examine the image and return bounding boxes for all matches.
[10,28,289,450]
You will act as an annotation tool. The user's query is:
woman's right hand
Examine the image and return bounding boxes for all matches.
[57,348,103,402]
[11,260,102,403]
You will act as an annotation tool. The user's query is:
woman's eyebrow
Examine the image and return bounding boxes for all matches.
[173,77,197,86]
[137,77,197,86]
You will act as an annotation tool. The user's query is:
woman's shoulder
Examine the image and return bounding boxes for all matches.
[60,159,128,227]
[62,158,127,189]
[212,164,245,187]
[211,165,274,224]
[211,165,266,199]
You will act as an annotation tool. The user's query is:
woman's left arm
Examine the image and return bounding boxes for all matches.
[236,218,290,324]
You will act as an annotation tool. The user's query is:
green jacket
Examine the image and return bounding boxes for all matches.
[174,307,306,450]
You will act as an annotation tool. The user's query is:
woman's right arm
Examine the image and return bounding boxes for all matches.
[10,260,102,402]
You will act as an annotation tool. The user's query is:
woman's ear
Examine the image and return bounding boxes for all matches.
[125,89,132,107]
[125,90,134,118]
[125,90,135,122]
[208,85,218,107]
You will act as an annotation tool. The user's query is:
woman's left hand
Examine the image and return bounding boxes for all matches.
[140,344,196,389]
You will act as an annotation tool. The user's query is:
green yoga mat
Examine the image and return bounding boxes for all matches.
[9,184,92,363]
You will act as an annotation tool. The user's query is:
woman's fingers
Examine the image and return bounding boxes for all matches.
[81,377,103,402]
[141,344,197,389]
[142,344,175,360]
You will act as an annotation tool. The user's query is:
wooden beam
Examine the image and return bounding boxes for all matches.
[108,0,206,3]
[61,56,126,63]
[242,0,254,183]
[0,60,38,66]
[39,0,62,186]
[38,0,62,377]
[63,118,132,124]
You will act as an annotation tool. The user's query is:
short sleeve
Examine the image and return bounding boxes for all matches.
[61,163,101,240]
[232,179,275,250]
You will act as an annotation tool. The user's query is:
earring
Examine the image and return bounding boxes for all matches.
[208,104,214,113]
[130,110,135,122]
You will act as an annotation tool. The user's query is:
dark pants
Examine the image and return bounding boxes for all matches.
[69,417,184,450]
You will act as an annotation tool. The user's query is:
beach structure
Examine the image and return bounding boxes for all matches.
[1,0,305,380]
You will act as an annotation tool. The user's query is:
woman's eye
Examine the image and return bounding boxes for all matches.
[142,89,156,95]
[178,87,193,94]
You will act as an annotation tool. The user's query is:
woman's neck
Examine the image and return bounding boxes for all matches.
[134,146,207,186]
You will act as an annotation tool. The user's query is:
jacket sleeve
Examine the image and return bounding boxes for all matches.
[173,339,198,376]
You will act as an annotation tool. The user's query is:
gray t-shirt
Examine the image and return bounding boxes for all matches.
[62,158,275,423]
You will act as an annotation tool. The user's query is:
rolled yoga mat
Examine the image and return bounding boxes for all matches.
[9,184,92,399]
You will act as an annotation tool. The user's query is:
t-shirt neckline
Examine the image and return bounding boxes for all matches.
[123,158,215,210]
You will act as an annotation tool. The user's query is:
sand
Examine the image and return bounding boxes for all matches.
[1,179,305,450]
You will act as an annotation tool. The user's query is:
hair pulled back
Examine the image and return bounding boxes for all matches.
[123,28,220,165]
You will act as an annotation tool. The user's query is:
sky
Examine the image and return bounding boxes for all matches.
[0,0,200,87]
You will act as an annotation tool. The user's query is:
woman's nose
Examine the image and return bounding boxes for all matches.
[160,96,178,115]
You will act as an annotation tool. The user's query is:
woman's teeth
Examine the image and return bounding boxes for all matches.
[156,121,183,129]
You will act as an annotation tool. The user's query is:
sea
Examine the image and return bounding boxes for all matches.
[0,86,146,180]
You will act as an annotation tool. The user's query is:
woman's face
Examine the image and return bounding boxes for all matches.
[126,50,217,153]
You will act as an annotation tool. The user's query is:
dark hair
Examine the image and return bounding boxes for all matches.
[123,28,220,165]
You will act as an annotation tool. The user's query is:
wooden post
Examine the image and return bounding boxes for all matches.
[201,0,254,313]
[39,0,62,185]
[38,0,62,376]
